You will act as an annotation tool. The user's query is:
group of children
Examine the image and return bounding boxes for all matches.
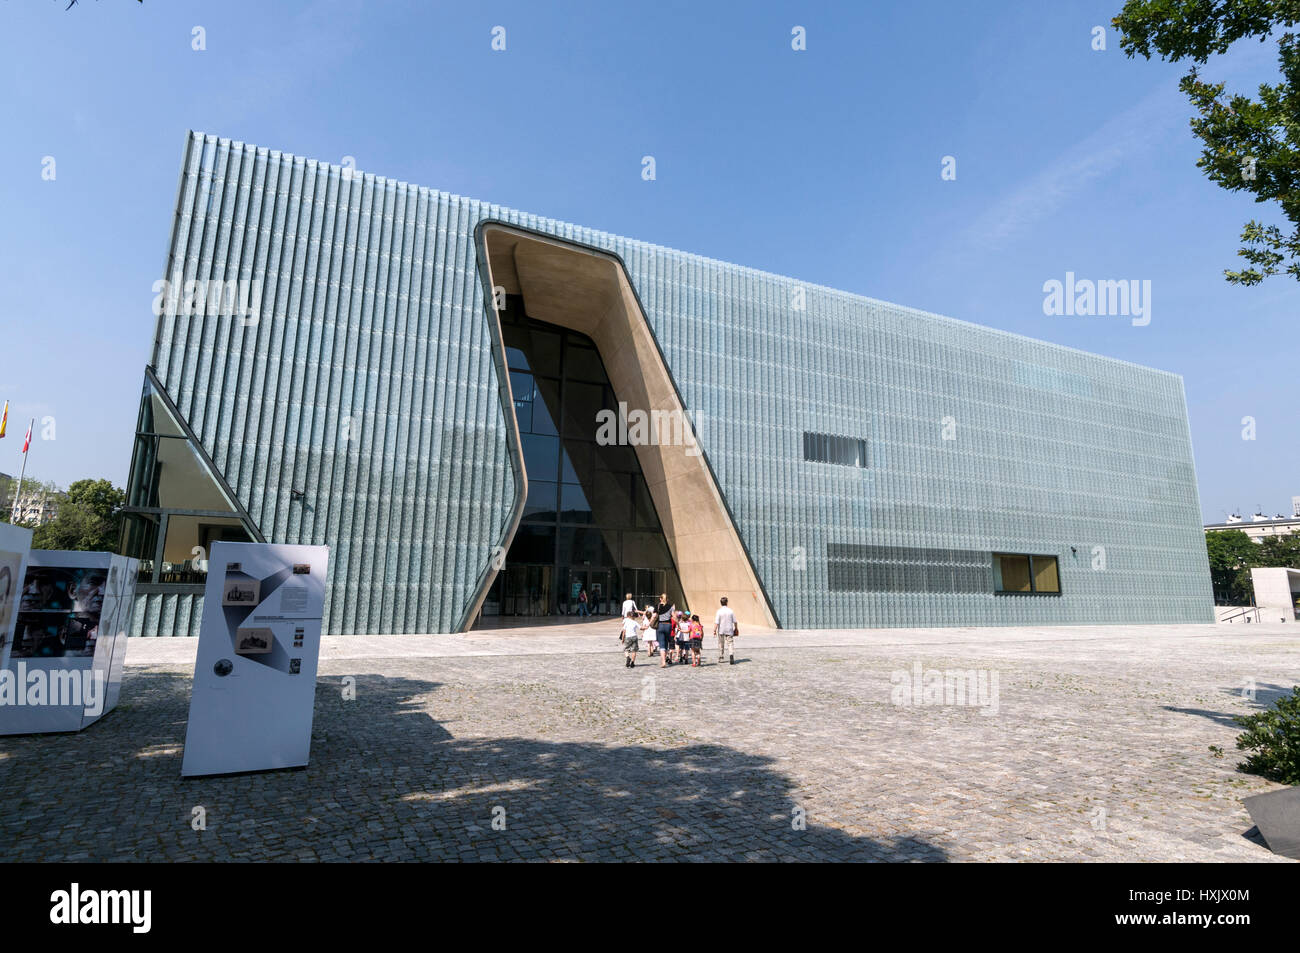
[619,601,704,668]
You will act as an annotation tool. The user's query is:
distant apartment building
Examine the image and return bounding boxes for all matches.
[1204,506,1300,542]
[1,476,62,527]
[6,491,60,526]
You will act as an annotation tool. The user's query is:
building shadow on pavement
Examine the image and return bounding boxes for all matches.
[1162,681,1297,729]
[0,669,947,863]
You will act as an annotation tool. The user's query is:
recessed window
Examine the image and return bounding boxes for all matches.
[803,431,868,468]
[827,544,991,593]
[993,553,1061,595]
[1033,555,1060,593]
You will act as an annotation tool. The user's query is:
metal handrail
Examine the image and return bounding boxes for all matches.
[1219,606,1261,624]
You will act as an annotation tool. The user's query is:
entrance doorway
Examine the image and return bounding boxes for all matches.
[564,567,611,617]
[481,564,554,617]
[476,299,683,625]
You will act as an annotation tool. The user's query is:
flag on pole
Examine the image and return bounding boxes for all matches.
[0,400,7,438]
[22,419,32,453]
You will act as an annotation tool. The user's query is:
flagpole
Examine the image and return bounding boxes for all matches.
[10,418,33,524]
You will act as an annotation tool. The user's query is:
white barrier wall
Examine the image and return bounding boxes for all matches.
[1,550,138,734]
[1250,567,1300,621]
[181,541,330,777]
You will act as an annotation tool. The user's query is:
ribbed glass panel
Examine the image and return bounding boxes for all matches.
[131,593,205,638]
[149,134,517,634]
[143,131,1212,634]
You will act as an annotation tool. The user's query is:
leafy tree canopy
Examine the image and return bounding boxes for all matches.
[1205,527,1300,604]
[30,478,124,553]
[1206,527,1259,569]
[1115,1,1300,283]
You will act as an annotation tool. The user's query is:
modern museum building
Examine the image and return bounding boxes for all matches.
[122,132,1214,636]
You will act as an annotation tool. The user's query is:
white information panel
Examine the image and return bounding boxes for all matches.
[181,541,329,777]
[0,549,137,735]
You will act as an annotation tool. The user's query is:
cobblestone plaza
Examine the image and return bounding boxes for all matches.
[1,623,1292,862]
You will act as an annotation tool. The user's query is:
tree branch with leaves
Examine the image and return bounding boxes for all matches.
[1115,0,1300,283]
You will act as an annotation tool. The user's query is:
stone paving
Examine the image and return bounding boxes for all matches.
[0,621,1296,862]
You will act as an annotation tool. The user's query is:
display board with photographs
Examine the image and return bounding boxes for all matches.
[1,550,139,735]
[183,541,329,776]
[11,564,112,660]
[0,523,34,668]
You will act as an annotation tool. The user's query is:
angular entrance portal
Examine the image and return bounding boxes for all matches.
[480,304,683,619]
[469,224,777,629]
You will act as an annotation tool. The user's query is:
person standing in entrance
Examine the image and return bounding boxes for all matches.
[578,588,590,617]
[714,596,739,665]
[655,593,675,668]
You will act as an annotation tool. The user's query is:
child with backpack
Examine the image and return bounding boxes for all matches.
[688,613,704,666]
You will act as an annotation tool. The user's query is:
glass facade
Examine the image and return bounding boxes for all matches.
[480,298,681,618]
[129,131,1213,635]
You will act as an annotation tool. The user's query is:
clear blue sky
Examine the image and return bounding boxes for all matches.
[1,0,1296,522]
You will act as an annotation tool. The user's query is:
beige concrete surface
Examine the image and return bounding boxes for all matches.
[482,226,775,629]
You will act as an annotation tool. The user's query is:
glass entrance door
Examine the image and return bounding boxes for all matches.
[563,567,613,617]
[484,564,554,618]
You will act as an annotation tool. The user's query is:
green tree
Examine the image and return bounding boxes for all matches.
[1114,1,1300,283]
[1257,532,1300,567]
[31,479,125,553]
[1205,528,1260,603]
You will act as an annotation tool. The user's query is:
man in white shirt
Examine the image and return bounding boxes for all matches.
[621,593,638,618]
[714,596,739,665]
